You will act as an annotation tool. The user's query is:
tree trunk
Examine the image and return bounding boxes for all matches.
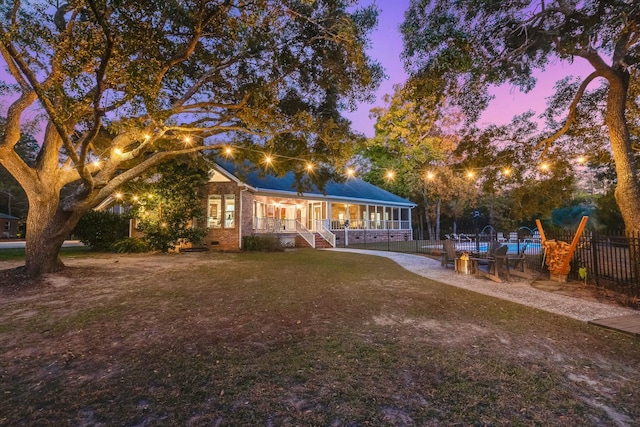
[23,193,82,277]
[425,211,434,240]
[606,71,640,234]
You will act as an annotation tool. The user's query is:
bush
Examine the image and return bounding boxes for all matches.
[111,237,150,253]
[242,235,284,252]
[73,210,129,251]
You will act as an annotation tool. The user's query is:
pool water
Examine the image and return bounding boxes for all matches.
[456,241,542,254]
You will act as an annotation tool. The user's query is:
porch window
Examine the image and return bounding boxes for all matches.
[401,208,409,228]
[224,194,235,228]
[348,204,360,228]
[208,195,222,228]
[369,205,382,229]
[331,202,348,228]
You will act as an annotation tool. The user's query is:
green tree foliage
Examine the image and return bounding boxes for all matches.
[401,0,640,234]
[0,0,381,276]
[594,190,625,232]
[122,158,209,252]
[551,202,595,231]
[73,210,130,251]
[360,84,475,239]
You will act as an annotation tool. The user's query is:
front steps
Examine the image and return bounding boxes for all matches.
[295,233,334,249]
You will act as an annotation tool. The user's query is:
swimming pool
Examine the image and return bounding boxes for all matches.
[455,241,542,254]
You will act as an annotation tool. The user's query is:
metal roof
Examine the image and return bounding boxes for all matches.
[215,160,416,208]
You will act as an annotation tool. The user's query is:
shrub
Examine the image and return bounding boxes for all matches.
[73,210,129,251]
[242,235,284,252]
[111,238,150,253]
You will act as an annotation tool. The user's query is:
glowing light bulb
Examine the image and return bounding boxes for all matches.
[114,148,123,156]
[540,163,549,171]
[184,136,192,145]
[346,168,355,177]
[224,146,233,156]
[264,155,273,164]
[503,168,511,176]
[306,162,314,172]
[115,192,123,199]
[426,171,435,180]
[386,170,395,180]
[467,170,475,179]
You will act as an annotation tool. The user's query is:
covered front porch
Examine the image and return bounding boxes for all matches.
[252,196,412,234]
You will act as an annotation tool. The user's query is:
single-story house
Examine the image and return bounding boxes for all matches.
[201,160,416,250]
[0,212,19,238]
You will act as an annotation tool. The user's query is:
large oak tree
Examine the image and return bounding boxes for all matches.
[401,0,640,234]
[0,0,382,276]
[361,84,472,239]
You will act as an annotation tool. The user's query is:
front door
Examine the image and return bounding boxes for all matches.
[313,205,322,231]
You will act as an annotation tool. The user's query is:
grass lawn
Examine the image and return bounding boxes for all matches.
[1,249,639,426]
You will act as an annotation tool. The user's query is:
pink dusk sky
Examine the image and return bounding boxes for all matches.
[346,0,594,138]
[0,1,594,139]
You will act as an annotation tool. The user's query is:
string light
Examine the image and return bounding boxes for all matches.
[183,136,193,146]
[138,133,592,182]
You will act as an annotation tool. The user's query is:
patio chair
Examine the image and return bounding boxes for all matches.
[475,240,501,267]
[508,244,530,277]
[440,239,457,269]
[476,245,509,282]
[492,245,511,280]
[488,240,501,257]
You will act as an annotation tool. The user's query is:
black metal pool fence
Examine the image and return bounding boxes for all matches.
[341,229,639,299]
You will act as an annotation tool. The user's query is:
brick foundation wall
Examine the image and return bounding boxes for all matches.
[333,229,412,246]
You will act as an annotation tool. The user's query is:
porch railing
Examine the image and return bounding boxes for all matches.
[296,220,315,248]
[316,220,336,247]
[329,219,411,230]
[253,217,297,233]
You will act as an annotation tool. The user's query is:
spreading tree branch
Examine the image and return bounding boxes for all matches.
[535,70,601,156]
